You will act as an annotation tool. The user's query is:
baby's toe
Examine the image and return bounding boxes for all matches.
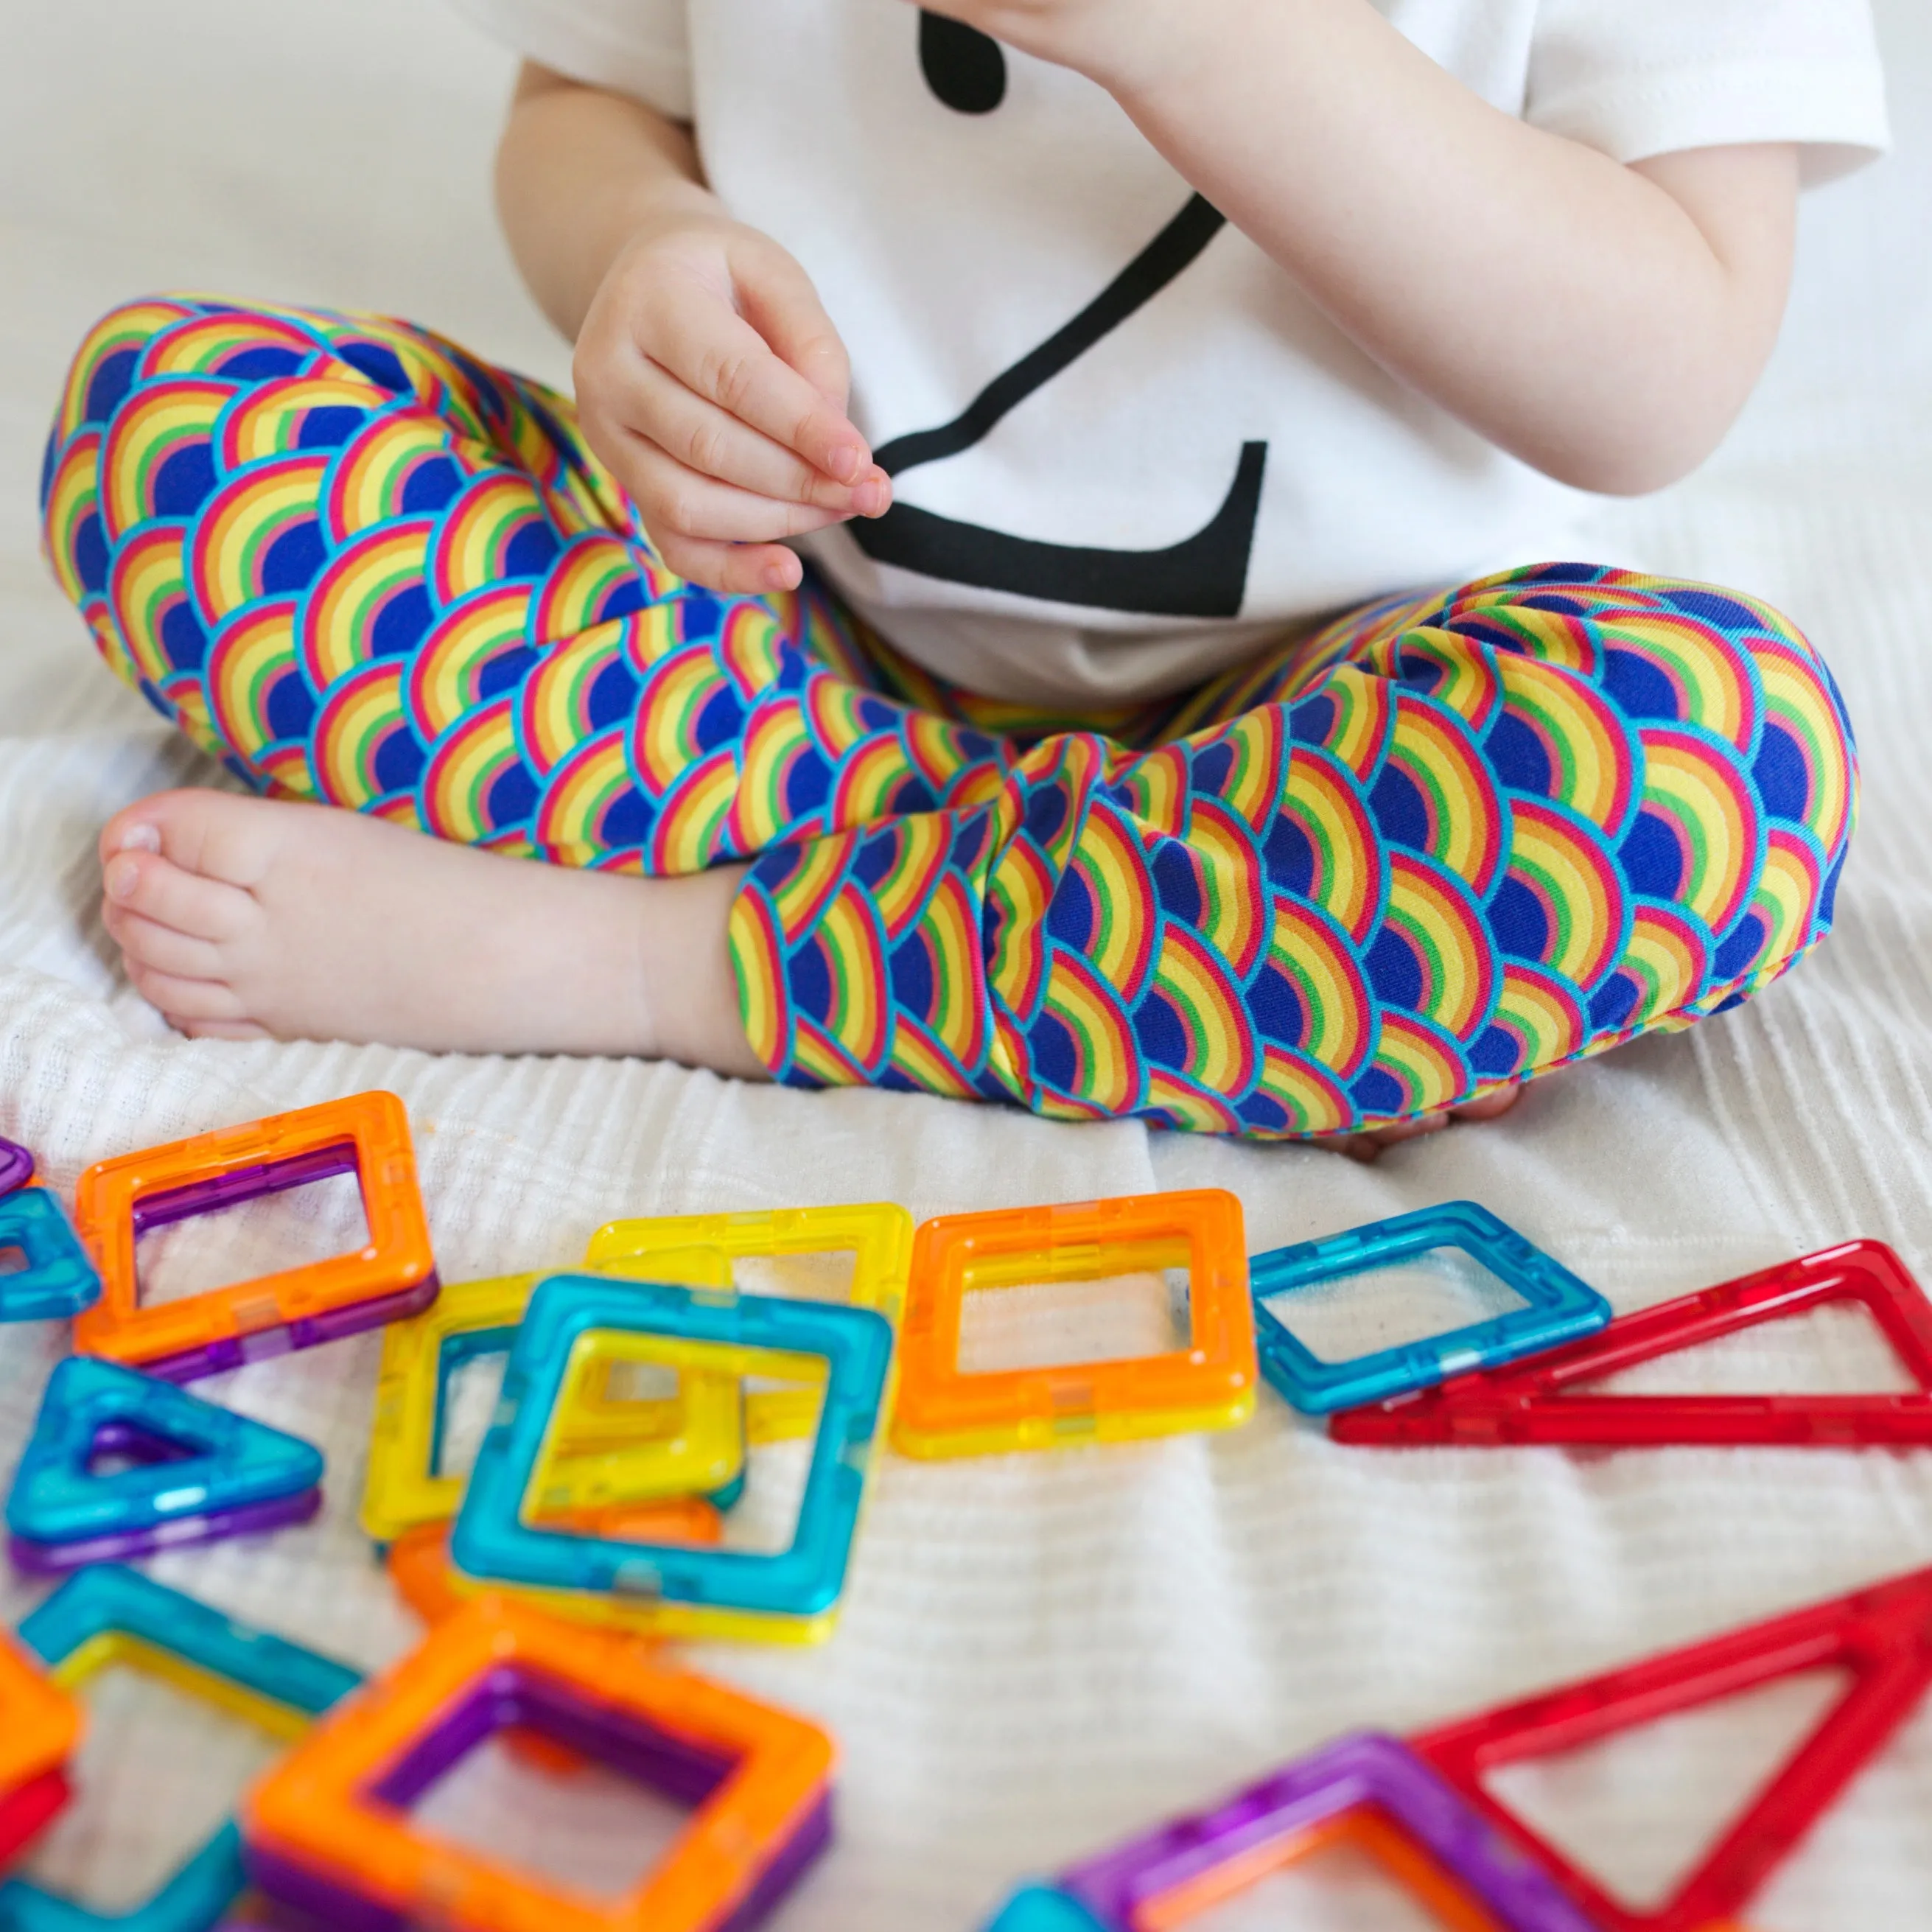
[1449,1083,1524,1122]
[178,1018,273,1043]
[103,849,253,942]
[104,903,227,982]
[98,811,161,867]
[125,961,249,1028]
[102,787,281,890]
[1329,1112,1449,1162]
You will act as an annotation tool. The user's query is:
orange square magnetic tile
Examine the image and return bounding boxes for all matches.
[891,1190,1257,1459]
[72,1091,438,1379]
[383,1516,725,1787]
[242,1596,835,1932]
[0,1628,83,1796]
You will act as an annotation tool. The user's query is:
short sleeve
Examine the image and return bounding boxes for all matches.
[445,0,692,120]
[1527,0,1891,186]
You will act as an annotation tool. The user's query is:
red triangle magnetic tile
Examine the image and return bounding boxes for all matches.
[1407,1564,1932,1931]
[1331,1241,1932,1447]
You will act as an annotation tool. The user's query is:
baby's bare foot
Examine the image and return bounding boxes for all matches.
[97,788,763,1071]
[1329,1082,1526,1163]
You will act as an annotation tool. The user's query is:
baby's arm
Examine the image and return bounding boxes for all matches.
[923,0,1799,496]
[497,63,892,594]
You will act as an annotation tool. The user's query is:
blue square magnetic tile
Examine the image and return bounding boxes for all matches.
[433,1323,745,1511]
[1250,1202,1611,1416]
[451,1273,892,1623]
[1,1566,360,1932]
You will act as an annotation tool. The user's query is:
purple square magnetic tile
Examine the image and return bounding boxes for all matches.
[1057,1732,1597,1932]
[242,1846,403,1932]
[130,1144,363,1232]
[366,1667,738,1810]
[141,1279,440,1383]
[124,1140,437,1381]
[249,1665,833,1931]
[247,1816,835,1932]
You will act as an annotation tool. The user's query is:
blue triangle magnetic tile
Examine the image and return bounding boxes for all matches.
[0,1188,102,1323]
[7,1358,324,1551]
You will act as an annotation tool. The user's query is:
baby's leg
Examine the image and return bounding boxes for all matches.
[44,298,1000,1062]
[1199,564,1855,1129]
[729,564,1855,1137]
[45,316,1852,1122]
[91,787,752,1061]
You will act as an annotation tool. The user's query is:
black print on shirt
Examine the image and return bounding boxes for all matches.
[919,13,1007,113]
[852,114,1269,620]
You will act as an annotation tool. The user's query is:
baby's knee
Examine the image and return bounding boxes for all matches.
[43,298,197,614]
[1597,579,1856,1003]
[1597,579,1855,863]
[48,298,209,455]
[43,295,343,614]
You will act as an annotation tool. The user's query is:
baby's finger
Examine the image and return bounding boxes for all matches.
[645,290,872,483]
[652,529,805,599]
[632,361,889,514]
[733,242,854,413]
[628,443,855,547]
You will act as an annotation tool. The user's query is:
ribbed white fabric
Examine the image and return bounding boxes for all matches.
[1,1,1930,1924]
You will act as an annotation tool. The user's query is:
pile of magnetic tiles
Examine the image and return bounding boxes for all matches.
[4,1092,1932,1932]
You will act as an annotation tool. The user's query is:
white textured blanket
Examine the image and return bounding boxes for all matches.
[2,3,1931,1924]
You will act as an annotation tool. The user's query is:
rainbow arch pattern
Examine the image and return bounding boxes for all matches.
[45,298,1858,1138]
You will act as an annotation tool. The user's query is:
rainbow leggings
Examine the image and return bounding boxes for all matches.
[43,298,1857,1138]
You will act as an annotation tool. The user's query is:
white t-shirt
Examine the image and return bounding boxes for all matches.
[452,0,1891,706]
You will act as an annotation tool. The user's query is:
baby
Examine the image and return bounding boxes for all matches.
[46,0,1888,1153]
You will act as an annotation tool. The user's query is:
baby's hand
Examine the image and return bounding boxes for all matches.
[573,200,890,598]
